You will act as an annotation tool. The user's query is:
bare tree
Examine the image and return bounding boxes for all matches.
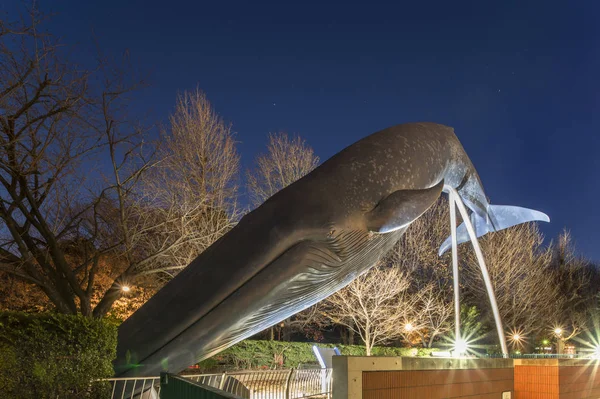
[548,231,594,349]
[463,223,558,345]
[247,132,319,207]
[137,88,241,280]
[396,283,454,348]
[0,9,239,317]
[389,198,455,347]
[322,266,410,355]
[86,87,241,316]
[0,9,101,315]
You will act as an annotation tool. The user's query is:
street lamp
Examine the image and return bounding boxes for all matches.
[554,327,563,336]
[404,323,414,332]
[508,328,524,350]
[121,285,131,293]
[553,327,565,354]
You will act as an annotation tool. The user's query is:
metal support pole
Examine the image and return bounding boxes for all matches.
[284,368,294,399]
[447,187,508,356]
[448,190,461,346]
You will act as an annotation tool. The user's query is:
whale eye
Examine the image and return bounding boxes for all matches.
[328,229,335,237]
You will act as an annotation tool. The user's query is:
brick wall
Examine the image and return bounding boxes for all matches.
[333,356,600,399]
[514,365,558,398]
[362,368,513,399]
[559,365,600,398]
[514,360,600,399]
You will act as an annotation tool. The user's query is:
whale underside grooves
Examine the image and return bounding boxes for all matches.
[114,122,548,377]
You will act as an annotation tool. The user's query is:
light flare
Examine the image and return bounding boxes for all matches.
[554,327,563,336]
[508,328,526,351]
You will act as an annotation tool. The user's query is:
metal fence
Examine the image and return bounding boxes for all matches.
[105,376,161,399]
[185,373,252,398]
[103,368,332,399]
[161,373,247,399]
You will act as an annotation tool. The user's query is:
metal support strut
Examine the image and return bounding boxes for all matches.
[449,190,461,347]
[447,186,508,357]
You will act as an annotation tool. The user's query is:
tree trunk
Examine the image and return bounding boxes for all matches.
[282,318,292,341]
[419,333,427,348]
[364,329,372,356]
[340,327,348,345]
[93,283,124,318]
[38,283,77,315]
[348,328,355,345]
[428,332,436,348]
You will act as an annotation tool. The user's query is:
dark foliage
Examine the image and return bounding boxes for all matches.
[0,312,117,398]
[194,339,438,372]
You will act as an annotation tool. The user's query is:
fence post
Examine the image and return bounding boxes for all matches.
[284,369,294,399]
[327,369,332,399]
[219,372,227,390]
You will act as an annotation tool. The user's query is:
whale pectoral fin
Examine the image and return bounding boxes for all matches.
[438,205,550,255]
[367,180,444,234]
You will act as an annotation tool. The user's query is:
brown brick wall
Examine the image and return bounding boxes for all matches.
[514,363,600,399]
[514,365,559,398]
[558,365,600,399]
[362,368,513,399]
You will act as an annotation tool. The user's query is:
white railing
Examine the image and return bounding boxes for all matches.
[104,376,161,399]
[102,368,332,399]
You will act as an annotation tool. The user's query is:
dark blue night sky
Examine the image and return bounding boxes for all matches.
[4,1,599,260]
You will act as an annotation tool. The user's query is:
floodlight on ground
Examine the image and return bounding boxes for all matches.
[454,339,468,357]
[512,334,521,341]
[404,323,414,332]
[121,285,131,293]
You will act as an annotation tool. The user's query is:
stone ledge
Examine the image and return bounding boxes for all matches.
[338,356,513,371]
[514,358,600,367]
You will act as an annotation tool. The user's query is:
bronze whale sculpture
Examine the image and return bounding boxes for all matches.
[115,122,548,376]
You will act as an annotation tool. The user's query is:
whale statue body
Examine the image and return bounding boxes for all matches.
[115,122,548,376]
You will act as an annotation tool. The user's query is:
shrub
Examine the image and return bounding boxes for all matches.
[0,312,117,399]
[195,340,438,371]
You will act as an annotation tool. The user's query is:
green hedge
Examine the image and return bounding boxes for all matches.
[0,312,117,399]
[195,340,438,371]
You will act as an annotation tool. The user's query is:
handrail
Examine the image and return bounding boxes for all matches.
[101,368,332,399]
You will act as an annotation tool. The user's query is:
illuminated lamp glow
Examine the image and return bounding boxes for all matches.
[454,339,468,355]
